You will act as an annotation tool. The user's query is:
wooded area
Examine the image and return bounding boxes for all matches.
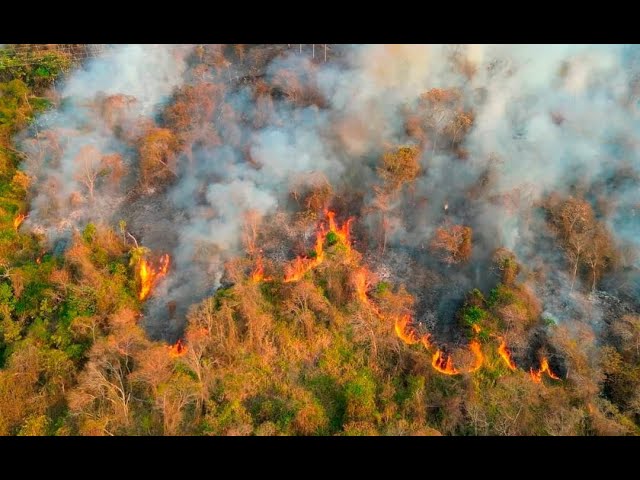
[0,44,639,436]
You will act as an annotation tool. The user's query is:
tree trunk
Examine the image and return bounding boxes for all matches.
[381,213,387,254]
[570,254,579,291]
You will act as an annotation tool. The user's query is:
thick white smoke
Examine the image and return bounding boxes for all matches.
[17,44,640,339]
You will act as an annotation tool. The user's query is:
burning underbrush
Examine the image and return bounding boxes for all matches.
[189,206,566,382]
[6,44,640,435]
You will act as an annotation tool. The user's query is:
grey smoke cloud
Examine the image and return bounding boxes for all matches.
[17,44,640,339]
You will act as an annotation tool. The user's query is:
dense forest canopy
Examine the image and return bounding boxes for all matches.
[0,44,639,436]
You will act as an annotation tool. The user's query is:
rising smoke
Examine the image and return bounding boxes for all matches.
[18,44,640,340]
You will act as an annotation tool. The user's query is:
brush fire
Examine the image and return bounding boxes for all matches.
[8,43,639,437]
[138,254,171,301]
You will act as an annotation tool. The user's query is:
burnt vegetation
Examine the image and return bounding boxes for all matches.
[0,44,639,436]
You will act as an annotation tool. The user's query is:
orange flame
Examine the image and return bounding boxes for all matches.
[530,356,560,383]
[284,210,351,283]
[168,339,187,357]
[467,340,484,373]
[284,231,324,282]
[394,314,420,345]
[432,349,459,375]
[138,254,170,301]
[393,313,486,375]
[326,209,352,254]
[250,257,272,282]
[13,213,26,230]
[354,268,369,304]
[498,339,517,371]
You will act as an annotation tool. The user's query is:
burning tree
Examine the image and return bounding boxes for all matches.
[137,254,170,301]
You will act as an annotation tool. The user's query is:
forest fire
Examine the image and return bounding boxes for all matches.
[432,349,459,375]
[284,210,352,283]
[13,213,26,230]
[394,314,420,345]
[467,340,484,372]
[168,339,187,357]
[530,357,560,383]
[284,232,324,282]
[498,339,517,371]
[138,254,171,301]
[326,210,352,254]
[354,268,370,304]
[250,257,271,282]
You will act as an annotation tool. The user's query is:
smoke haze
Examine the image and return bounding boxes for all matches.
[18,44,640,340]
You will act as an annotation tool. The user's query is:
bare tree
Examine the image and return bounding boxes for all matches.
[73,145,103,202]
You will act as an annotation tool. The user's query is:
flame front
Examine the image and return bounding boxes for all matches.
[354,268,369,304]
[432,349,459,375]
[250,257,271,282]
[498,339,517,371]
[138,254,170,301]
[326,210,352,255]
[168,339,187,357]
[530,356,560,383]
[13,213,26,230]
[284,231,324,282]
[467,340,484,372]
[394,314,420,345]
[284,210,350,283]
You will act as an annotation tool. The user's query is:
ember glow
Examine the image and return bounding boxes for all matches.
[498,339,517,371]
[138,254,170,301]
[530,357,560,383]
[13,213,26,230]
[168,339,187,357]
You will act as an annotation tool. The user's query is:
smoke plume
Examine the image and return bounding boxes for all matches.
[18,44,640,340]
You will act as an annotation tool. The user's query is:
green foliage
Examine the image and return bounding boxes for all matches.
[305,374,346,433]
[82,223,97,244]
[0,282,15,318]
[375,281,390,295]
[0,47,71,91]
[214,286,235,309]
[344,371,378,422]
[325,230,339,246]
[462,305,486,328]
[487,283,515,307]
